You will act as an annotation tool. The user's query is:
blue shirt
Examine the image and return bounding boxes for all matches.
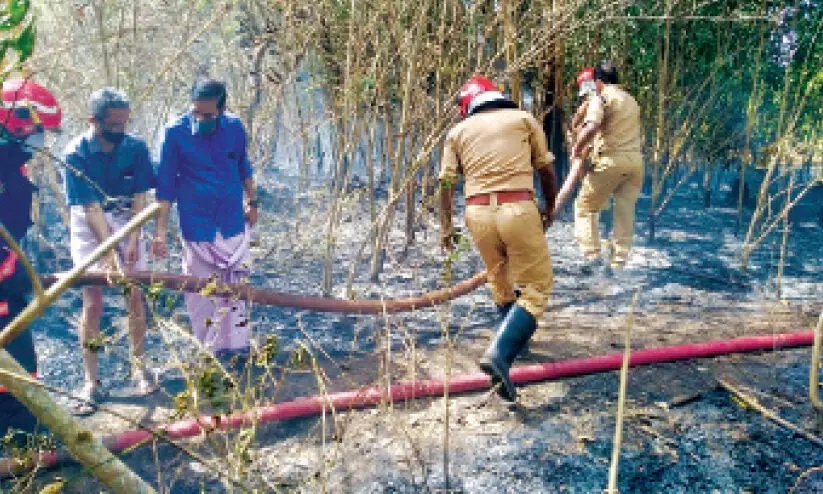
[155,112,253,242]
[63,131,154,207]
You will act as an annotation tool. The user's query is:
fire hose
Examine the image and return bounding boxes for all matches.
[40,270,488,314]
[0,330,814,477]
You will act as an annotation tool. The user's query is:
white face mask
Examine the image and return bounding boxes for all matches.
[23,132,45,151]
[578,80,597,97]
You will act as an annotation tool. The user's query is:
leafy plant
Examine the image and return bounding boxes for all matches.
[0,0,34,77]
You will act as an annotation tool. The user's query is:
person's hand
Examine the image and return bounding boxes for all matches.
[245,204,259,226]
[105,250,122,272]
[540,208,553,232]
[103,250,124,285]
[124,235,139,268]
[151,231,168,259]
[441,226,457,252]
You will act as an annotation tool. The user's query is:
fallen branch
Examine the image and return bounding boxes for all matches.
[717,378,823,448]
[668,390,706,409]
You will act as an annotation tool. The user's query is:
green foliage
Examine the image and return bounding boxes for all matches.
[440,231,471,284]
[256,334,279,367]
[147,282,164,303]
[559,0,822,164]
[0,427,56,466]
[83,333,112,353]
[0,0,34,76]
[290,342,311,369]
[0,0,28,29]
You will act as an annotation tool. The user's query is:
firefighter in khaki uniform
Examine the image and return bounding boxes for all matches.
[555,62,644,272]
[440,76,557,402]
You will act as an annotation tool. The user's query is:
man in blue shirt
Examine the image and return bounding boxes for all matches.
[63,88,155,414]
[152,79,258,353]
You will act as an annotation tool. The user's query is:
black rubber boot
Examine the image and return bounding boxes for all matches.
[496,301,515,318]
[478,305,537,402]
[495,289,522,318]
[496,290,531,358]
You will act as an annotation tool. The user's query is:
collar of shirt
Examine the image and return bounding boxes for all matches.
[84,129,109,155]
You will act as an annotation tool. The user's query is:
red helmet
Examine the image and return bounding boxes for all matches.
[576,67,596,97]
[457,75,497,119]
[1,78,62,138]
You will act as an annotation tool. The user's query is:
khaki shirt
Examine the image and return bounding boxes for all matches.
[439,109,553,198]
[585,84,642,155]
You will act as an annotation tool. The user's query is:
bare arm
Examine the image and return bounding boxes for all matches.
[84,202,111,244]
[129,193,147,235]
[150,200,172,258]
[553,154,589,214]
[570,99,590,134]
[243,177,259,226]
[123,193,147,267]
[243,177,257,201]
[572,120,600,159]
[83,202,121,270]
[537,167,557,230]
[154,200,171,236]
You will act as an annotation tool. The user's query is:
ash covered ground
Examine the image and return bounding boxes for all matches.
[4,174,823,493]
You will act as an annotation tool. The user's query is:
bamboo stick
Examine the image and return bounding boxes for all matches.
[808,313,823,433]
[605,291,640,494]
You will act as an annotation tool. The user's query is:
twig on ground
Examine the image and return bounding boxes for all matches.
[717,378,823,448]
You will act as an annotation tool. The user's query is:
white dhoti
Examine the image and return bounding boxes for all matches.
[182,227,252,352]
[69,205,149,270]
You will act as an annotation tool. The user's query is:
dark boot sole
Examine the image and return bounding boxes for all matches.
[478,358,517,402]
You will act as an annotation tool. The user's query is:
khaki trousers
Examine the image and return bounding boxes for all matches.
[574,151,643,266]
[465,196,552,318]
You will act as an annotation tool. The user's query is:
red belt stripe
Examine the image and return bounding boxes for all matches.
[0,250,19,282]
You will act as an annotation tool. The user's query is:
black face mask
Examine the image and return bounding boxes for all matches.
[102,130,126,145]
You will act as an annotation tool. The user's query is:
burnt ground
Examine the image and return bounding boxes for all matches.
[2,178,823,493]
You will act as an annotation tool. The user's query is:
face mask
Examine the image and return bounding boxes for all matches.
[578,80,597,97]
[102,130,126,145]
[194,118,218,135]
[23,132,45,151]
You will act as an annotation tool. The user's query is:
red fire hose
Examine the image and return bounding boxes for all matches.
[1,330,813,477]
[40,270,488,314]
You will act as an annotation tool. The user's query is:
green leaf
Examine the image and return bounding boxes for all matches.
[148,281,164,297]
[12,19,34,63]
[360,76,375,90]
[199,279,219,297]
[0,0,30,30]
